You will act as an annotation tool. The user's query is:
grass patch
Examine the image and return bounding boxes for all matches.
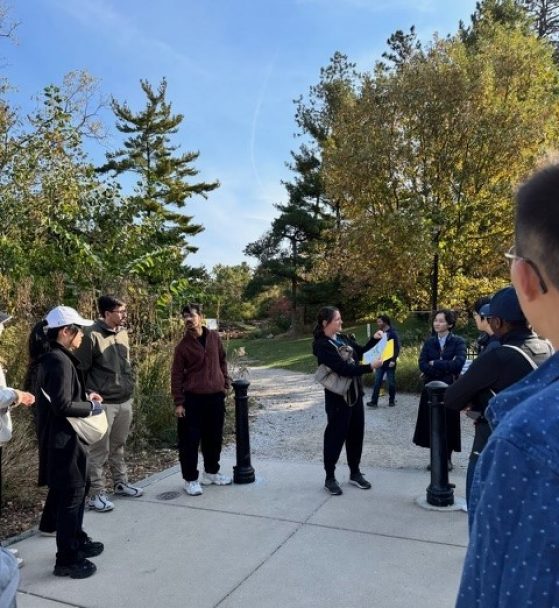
[226,324,426,393]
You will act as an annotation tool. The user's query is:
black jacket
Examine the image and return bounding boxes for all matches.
[36,344,93,488]
[418,333,467,385]
[444,329,554,414]
[313,333,378,407]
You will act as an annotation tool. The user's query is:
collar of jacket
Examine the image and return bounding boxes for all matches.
[51,341,82,366]
[95,319,121,334]
[500,328,536,345]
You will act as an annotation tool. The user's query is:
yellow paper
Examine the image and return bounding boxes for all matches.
[381,339,394,362]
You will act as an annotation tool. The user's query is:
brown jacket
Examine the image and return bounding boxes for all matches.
[171,328,230,405]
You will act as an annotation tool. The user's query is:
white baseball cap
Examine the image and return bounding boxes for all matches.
[45,306,94,329]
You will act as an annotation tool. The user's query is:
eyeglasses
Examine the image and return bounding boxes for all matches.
[504,246,548,294]
[110,309,127,315]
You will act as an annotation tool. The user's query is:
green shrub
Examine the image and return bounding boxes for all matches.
[393,345,424,393]
[132,345,176,447]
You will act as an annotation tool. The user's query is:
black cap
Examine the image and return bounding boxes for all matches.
[488,287,526,322]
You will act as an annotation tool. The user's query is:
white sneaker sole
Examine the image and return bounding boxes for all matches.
[200,477,232,486]
[348,479,372,490]
[114,487,144,497]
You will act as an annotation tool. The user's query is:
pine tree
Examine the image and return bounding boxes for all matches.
[98,78,219,263]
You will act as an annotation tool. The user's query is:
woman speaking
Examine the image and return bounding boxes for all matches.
[312,306,382,496]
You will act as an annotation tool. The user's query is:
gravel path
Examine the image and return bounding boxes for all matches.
[223,366,474,472]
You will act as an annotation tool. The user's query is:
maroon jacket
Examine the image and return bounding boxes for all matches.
[171,328,230,405]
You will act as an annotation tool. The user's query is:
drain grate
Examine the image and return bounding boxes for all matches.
[155,491,181,501]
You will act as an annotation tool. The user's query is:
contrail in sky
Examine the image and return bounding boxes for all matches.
[250,50,279,192]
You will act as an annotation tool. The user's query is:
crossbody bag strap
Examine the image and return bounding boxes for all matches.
[501,344,538,370]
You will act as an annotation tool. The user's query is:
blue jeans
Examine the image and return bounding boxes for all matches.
[370,366,396,404]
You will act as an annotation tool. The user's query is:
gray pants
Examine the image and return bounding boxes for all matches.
[89,398,133,494]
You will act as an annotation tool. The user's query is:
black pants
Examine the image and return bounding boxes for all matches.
[323,397,364,478]
[178,392,225,482]
[39,487,57,533]
[54,481,89,566]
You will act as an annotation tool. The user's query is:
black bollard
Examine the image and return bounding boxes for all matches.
[425,380,454,507]
[232,379,255,484]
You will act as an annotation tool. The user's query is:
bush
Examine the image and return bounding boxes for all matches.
[393,345,424,393]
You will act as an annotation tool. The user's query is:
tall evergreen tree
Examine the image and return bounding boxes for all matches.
[98,78,219,268]
[244,145,333,329]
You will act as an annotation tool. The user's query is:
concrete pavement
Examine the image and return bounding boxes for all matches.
[12,458,468,608]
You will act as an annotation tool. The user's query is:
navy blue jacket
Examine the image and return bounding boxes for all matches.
[418,333,466,385]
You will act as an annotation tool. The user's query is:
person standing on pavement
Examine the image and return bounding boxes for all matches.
[312,306,383,496]
[0,312,36,570]
[445,287,552,507]
[367,314,400,408]
[171,303,232,496]
[36,306,105,579]
[1,312,36,445]
[412,309,466,470]
[456,163,559,607]
[76,295,142,513]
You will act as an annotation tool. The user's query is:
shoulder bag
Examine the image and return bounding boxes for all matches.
[41,388,108,445]
[314,340,359,406]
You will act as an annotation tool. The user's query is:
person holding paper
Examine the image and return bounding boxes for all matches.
[312,306,382,496]
[412,309,466,470]
[367,315,400,408]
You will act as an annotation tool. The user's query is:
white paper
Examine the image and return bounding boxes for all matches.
[362,334,387,364]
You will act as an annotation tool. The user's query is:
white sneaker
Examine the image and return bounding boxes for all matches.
[201,472,232,486]
[87,491,114,512]
[184,480,203,496]
[114,482,144,497]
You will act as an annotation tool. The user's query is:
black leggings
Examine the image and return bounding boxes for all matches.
[323,397,364,478]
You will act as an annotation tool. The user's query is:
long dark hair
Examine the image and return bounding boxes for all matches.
[312,306,339,341]
[23,320,50,392]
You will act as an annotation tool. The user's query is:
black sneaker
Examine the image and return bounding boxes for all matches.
[388,401,396,407]
[366,401,378,408]
[324,478,343,495]
[349,473,372,490]
[54,558,97,579]
[79,537,104,558]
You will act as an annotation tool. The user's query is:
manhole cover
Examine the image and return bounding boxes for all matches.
[156,491,181,501]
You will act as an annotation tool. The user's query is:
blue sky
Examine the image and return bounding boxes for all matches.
[2,0,478,270]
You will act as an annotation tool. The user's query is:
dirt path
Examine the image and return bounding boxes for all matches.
[223,366,474,472]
